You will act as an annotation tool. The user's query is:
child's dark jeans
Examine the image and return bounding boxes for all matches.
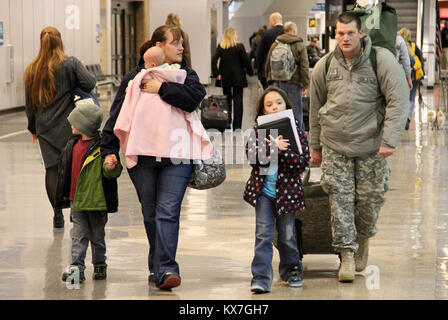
[251,193,302,290]
[70,202,108,270]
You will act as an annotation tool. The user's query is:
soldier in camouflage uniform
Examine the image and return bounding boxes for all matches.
[309,12,409,282]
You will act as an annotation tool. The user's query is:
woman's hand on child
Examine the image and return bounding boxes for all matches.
[104,154,118,170]
[141,77,162,94]
[265,135,289,151]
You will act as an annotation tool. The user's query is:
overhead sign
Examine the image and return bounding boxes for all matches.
[311,2,325,12]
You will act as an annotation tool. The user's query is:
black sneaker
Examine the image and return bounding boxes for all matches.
[92,264,107,280]
[156,272,181,290]
[148,272,155,283]
[62,265,85,284]
[53,214,64,228]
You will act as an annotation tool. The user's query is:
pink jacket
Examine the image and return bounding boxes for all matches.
[114,67,213,169]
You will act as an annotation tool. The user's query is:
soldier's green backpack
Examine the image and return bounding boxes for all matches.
[350,2,398,56]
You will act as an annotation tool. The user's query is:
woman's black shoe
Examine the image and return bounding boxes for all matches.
[53,214,64,228]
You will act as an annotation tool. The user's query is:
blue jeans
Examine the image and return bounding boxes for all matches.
[409,80,419,120]
[251,194,301,290]
[70,203,108,270]
[272,81,304,131]
[127,156,192,286]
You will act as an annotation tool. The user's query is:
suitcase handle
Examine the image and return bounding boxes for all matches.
[302,165,320,186]
[302,167,311,185]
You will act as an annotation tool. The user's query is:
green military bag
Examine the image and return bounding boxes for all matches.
[350,2,398,56]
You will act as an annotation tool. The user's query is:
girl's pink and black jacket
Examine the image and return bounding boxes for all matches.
[243,120,310,215]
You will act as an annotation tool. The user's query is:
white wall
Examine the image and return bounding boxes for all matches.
[149,0,223,84]
[229,16,266,51]
[0,0,100,111]
[229,0,319,51]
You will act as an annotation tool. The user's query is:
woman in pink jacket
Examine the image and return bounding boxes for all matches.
[101,25,207,290]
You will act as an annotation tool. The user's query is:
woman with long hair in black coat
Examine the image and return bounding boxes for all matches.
[212,28,253,131]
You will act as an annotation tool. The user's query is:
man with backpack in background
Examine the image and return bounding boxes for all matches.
[265,21,309,131]
[309,12,409,283]
[256,12,284,89]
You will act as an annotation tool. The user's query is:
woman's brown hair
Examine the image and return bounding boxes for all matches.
[139,25,182,57]
[255,86,292,121]
[24,26,67,108]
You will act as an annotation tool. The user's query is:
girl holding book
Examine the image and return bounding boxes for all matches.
[244,86,310,293]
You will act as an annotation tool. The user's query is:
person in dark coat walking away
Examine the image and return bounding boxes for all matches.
[24,26,96,229]
[101,25,206,290]
[212,27,253,131]
[256,12,284,89]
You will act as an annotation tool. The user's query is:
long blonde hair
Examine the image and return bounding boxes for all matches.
[220,28,238,49]
[24,26,67,108]
[398,27,413,53]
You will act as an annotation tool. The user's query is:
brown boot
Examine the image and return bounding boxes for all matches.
[355,236,369,272]
[338,249,355,282]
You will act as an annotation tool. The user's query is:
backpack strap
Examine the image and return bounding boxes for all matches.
[325,52,334,75]
[369,47,377,79]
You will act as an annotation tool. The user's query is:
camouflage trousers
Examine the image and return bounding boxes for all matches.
[320,146,390,253]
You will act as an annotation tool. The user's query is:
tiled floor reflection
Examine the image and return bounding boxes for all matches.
[0,76,447,299]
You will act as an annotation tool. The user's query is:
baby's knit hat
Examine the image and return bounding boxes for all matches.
[67,103,103,137]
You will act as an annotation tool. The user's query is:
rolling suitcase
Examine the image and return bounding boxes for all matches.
[295,167,335,258]
[273,167,336,259]
[200,95,229,132]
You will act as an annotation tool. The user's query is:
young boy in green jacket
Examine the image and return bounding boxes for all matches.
[55,103,122,284]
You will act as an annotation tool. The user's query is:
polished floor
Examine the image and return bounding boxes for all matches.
[0,76,447,300]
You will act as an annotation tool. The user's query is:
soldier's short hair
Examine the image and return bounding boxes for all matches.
[337,12,361,31]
